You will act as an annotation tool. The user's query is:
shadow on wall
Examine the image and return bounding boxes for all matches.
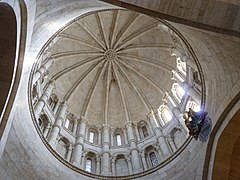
[0,2,17,137]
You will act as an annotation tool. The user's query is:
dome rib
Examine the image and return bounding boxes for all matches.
[118,54,174,72]
[120,43,172,52]
[104,61,112,124]
[116,57,166,95]
[81,61,108,117]
[51,56,103,81]
[115,22,159,52]
[77,20,106,50]
[63,58,105,101]
[51,50,102,59]
[112,62,131,122]
[113,12,139,49]
[59,33,104,52]
[109,10,119,49]
[115,60,152,111]
[95,13,110,49]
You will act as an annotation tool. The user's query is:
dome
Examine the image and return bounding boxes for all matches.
[30,9,203,178]
[39,9,180,127]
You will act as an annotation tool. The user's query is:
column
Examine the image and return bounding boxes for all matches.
[101,124,111,175]
[111,156,116,176]
[43,122,51,138]
[123,129,128,144]
[33,58,54,84]
[165,92,179,110]
[155,144,163,161]
[72,117,87,167]
[140,151,148,170]
[81,151,87,169]
[98,126,102,145]
[66,144,73,162]
[125,121,142,173]
[172,70,185,85]
[126,155,133,174]
[147,111,170,157]
[110,127,114,146]
[72,117,78,135]
[134,125,140,141]
[53,101,60,115]
[34,82,55,119]
[181,82,201,103]
[96,156,101,174]
[48,101,68,147]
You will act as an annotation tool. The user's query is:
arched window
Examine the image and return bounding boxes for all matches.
[85,158,92,172]
[186,99,200,112]
[142,126,149,138]
[89,131,94,143]
[150,152,158,167]
[114,128,124,146]
[138,121,150,139]
[158,105,173,125]
[171,83,185,102]
[176,57,186,75]
[145,146,160,168]
[38,114,49,132]
[64,115,74,132]
[116,134,122,146]
[88,128,98,144]
[64,119,70,129]
[85,152,96,173]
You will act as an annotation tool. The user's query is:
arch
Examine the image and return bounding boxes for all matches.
[185,98,200,112]
[84,151,97,173]
[88,126,98,144]
[169,127,185,149]
[115,154,128,176]
[0,3,17,119]
[38,113,50,132]
[171,83,185,102]
[203,90,240,180]
[158,105,173,126]
[137,120,150,139]
[64,114,74,132]
[0,0,27,156]
[114,127,124,146]
[212,110,240,179]
[56,136,69,159]
[144,145,160,168]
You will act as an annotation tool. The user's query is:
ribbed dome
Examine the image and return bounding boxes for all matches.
[45,9,177,127]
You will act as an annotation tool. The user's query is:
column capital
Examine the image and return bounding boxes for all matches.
[126,155,131,162]
[97,125,102,131]
[95,155,100,162]
[68,143,73,150]
[147,110,156,119]
[102,124,110,130]
[111,156,116,162]
[81,116,88,124]
[125,121,133,128]
[140,151,145,158]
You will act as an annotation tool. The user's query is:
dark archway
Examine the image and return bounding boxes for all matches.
[0,1,27,145]
[212,110,240,180]
[0,3,17,123]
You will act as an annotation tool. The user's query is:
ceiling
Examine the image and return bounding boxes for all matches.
[45,9,177,127]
